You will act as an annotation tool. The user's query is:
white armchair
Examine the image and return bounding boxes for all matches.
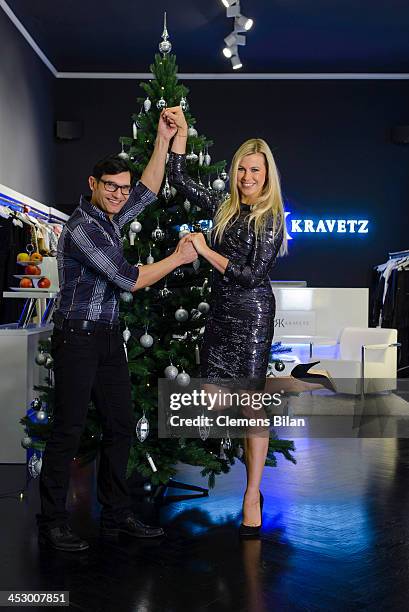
[310,327,400,395]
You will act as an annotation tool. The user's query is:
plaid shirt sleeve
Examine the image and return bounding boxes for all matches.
[116,181,157,230]
[69,222,139,291]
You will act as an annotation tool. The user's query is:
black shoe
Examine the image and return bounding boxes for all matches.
[100,514,165,539]
[38,525,89,552]
[239,492,264,538]
[290,361,336,392]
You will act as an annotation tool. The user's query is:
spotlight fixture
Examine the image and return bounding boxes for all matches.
[224,32,245,47]
[223,45,237,58]
[226,4,241,18]
[231,54,243,70]
[235,15,254,31]
[221,0,239,7]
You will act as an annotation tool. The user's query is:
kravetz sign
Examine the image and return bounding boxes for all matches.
[285,212,369,239]
[273,310,316,334]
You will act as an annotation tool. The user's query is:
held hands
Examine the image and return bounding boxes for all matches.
[185,232,209,257]
[163,106,188,137]
[175,235,198,264]
[157,109,178,141]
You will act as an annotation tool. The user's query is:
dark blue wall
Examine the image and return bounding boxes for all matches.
[54,78,409,288]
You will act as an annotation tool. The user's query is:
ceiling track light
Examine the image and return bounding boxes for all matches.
[235,15,254,31]
[223,45,237,58]
[224,32,246,47]
[226,4,241,18]
[221,0,239,7]
[221,0,253,70]
[231,54,243,70]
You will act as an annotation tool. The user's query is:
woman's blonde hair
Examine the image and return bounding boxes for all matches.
[212,138,287,254]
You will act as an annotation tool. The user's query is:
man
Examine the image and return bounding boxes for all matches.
[37,111,197,551]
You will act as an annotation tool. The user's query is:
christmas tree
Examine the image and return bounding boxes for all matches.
[22,15,296,488]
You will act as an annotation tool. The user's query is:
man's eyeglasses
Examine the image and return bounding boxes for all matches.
[99,180,132,196]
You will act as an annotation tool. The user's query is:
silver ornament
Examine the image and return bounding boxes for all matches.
[190,308,201,320]
[147,255,154,264]
[164,364,178,379]
[151,226,165,241]
[176,371,191,387]
[136,414,150,442]
[143,96,151,112]
[145,286,151,292]
[199,413,210,441]
[207,178,212,190]
[123,327,131,343]
[198,301,210,314]
[128,229,136,246]
[130,220,142,233]
[146,452,157,472]
[31,398,42,410]
[136,258,143,267]
[45,355,54,369]
[175,307,189,322]
[186,148,198,162]
[120,291,133,303]
[132,122,138,140]
[143,482,152,492]
[156,96,167,110]
[179,228,190,239]
[28,453,42,479]
[159,285,172,298]
[35,352,47,366]
[198,150,204,166]
[21,436,32,449]
[159,11,172,55]
[192,258,200,271]
[36,410,47,422]
[183,199,191,212]
[162,176,172,201]
[173,267,184,279]
[204,153,211,166]
[140,333,154,348]
[118,150,129,160]
[220,170,228,181]
[188,125,198,138]
[180,97,188,111]
[171,186,177,197]
[212,178,225,191]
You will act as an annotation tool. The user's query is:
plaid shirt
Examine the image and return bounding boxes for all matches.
[55,182,156,323]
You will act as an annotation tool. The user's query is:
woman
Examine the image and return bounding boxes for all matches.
[165,107,286,535]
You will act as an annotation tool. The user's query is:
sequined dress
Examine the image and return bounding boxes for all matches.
[168,152,283,389]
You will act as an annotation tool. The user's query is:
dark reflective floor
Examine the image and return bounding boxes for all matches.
[2,438,409,611]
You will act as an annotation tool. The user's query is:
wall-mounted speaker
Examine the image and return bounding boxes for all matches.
[391,125,409,145]
[55,120,83,141]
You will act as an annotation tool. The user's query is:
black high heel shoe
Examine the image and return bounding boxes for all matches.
[290,361,336,392]
[239,491,264,537]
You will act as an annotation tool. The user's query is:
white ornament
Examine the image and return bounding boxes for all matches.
[192,258,200,271]
[140,333,154,348]
[146,452,157,472]
[186,148,198,162]
[212,178,225,192]
[164,364,179,379]
[123,327,131,343]
[176,370,191,387]
[120,291,133,303]
[128,230,136,246]
[204,152,211,166]
[36,410,47,422]
[199,414,211,441]
[220,170,228,181]
[21,436,32,449]
[152,227,165,241]
[144,96,151,112]
[132,122,138,139]
[159,11,172,56]
[198,150,204,166]
[159,284,172,298]
[147,255,154,264]
[175,307,189,322]
[180,97,188,111]
[183,199,191,212]
[188,125,198,138]
[130,220,142,233]
[198,301,210,314]
[136,414,149,442]
[157,96,167,110]
[118,144,129,160]
[35,351,47,366]
[162,176,172,201]
[28,453,42,479]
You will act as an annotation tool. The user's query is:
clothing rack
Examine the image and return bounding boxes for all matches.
[0,184,68,225]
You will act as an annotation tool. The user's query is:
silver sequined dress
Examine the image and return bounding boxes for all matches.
[168,152,283,389]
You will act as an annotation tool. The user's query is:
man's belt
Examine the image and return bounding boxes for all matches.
[53,312,120,333]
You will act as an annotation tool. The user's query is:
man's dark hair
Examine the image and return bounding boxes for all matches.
[92,155,134,182]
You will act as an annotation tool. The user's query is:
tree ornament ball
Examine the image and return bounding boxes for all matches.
[159,39,172,54]
[156,96,167,110]
[180,97,188,111]
[146,255,154,264]
[212,178,225,192]
[188,126,198,138]
[120,291,133,304]
[130,220,142,233]
[31,398,42,411]
[35,352,47,366]
[220,171,228,181]
[274,360,285,372]
[140,333,154,348]
[123,328,131,343]
[159,286,171,298]
[190,308,201,320]
[21,436,32,449]
[175,307,189,322]
[36,410,47,422]
[151,228,165,241]
[198,301,210,314]
[143,97,151,112]
[176,371,191,387]
[164,365,179,380]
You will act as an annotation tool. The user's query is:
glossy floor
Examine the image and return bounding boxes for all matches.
[2,438,409,611]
